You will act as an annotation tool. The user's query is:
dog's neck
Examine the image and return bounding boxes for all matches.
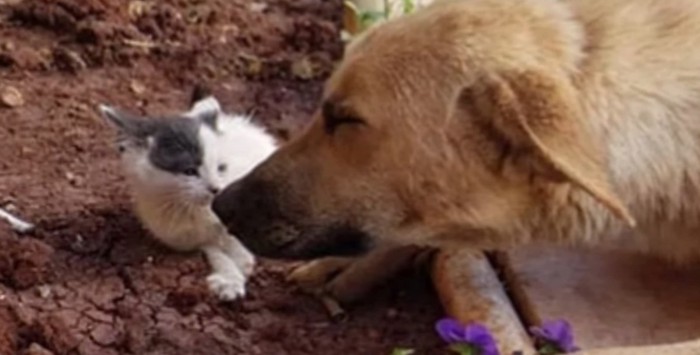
[506,0,700,260]
[526,184,622,248]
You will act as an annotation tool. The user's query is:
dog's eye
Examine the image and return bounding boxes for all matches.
[324,115,364,135]
[322,102,365,135]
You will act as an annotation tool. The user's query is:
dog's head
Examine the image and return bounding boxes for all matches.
[213,0,635,260]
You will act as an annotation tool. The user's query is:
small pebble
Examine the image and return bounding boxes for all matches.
[37,285,51,299]
[130,80,146,95]
[54,48,87,71]
[26,343,55,355]
[291,57,315,80]
[1,86,25,108]
[250,2,267,13]
[128,1,151,18]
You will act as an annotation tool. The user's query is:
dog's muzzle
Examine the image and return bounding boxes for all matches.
[212,179,372,260]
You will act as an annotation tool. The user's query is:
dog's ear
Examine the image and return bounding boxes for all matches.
[459,71,636,227]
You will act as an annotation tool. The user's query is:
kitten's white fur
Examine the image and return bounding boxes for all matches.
[100,97,277,301]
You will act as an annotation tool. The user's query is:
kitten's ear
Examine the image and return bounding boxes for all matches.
[189,84,212,106]
[186,96,221,129]
[98,104,153,139]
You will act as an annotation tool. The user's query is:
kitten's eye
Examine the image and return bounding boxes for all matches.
[183,168,199,177]
[322,102,365,135]
[218,164,227,173]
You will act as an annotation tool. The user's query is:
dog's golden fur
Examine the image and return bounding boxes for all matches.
[212,0,700,326]
[216,0,700,260]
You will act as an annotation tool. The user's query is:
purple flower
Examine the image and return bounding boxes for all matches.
[530,320,579,353]
[435,318,500,355]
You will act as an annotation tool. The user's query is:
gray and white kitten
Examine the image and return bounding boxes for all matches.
[98,94,277,301]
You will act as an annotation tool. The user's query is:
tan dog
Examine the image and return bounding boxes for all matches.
[213,0,700,309]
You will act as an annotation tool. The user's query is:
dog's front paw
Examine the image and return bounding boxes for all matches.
[206,272,246,301]
[287,257,354,292]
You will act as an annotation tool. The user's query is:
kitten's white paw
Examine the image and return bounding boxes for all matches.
[232,251,256,277]
[206,272,247,301]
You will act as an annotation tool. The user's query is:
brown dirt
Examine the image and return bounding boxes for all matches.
[0,0,446,354]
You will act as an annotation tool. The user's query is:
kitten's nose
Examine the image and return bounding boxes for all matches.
[208,186,220,194]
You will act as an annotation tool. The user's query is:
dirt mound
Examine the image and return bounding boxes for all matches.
[0,0,445,354]
[5,0,340,77]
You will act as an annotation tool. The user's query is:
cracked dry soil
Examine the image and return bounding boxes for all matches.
[0,0,445,354]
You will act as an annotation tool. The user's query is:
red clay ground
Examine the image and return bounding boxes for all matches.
[0,0,445,354]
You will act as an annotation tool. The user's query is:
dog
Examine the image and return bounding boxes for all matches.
[213,0,700,320]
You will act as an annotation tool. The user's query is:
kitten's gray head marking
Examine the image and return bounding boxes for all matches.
[98,97,222,176]
[147,118,202,175]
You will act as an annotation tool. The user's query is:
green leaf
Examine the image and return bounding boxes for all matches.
[391,348,415,355]
[359,10,386,29]
[537,343,562,355]
[448,343,479,355]
[384,0,391,18]
[403,0,415,14]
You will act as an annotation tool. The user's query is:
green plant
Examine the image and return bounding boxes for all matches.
[343,0,419,37]
[403,0,415,14]
[359,9,387,29]
[391,348,416,355]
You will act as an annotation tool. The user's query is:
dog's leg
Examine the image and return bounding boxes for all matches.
[287,256,357,320]
[289,245,430,305]
[287,256,356,291]
[323,245,428,304]
[202,244,247,301]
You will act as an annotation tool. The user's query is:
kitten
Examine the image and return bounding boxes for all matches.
[98,93,277,301]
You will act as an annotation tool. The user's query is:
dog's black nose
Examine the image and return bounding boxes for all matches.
[208,186,220,194]
[213,177,308,259]
[212,182,242,229]
[212,179,281,246]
